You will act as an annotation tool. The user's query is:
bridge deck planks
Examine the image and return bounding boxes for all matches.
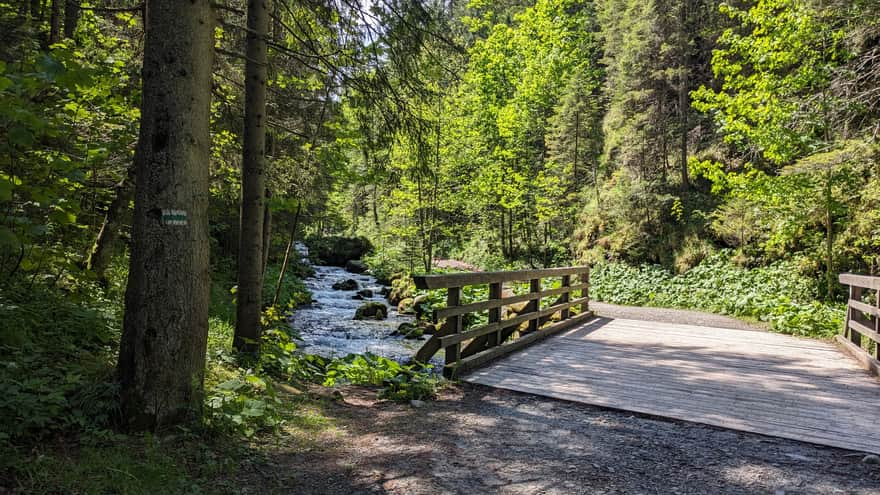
[463,316,880,454]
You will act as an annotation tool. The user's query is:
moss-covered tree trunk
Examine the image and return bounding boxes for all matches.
[118,0,214,431]
[234,0,270,353]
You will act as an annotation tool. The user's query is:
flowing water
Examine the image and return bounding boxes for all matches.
[290,243,430,363]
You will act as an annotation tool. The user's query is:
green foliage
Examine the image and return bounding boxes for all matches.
[305,235,373,266]
[323,353,443,401]
[0,282,119,448]
[204,368,285,438]
[263,264,312,309]
[362,250,406,285]
[17,433,240,495]
[692,0,846,164]
[591,252,844,338]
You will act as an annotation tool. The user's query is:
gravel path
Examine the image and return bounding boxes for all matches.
[238,304,877,494]
[590,301,770,332]
[245,384,880,495]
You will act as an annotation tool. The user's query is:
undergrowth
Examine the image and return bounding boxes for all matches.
[1,257,444,493]
[591,251,845,338]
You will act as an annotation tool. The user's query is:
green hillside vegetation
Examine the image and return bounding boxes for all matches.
[0,0,878,491]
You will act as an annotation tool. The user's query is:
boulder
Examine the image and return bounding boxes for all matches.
[419,321,437,335]
[332,279,358,291]
[398,297,415,315]
[345,259,369,274]
[354,302,387,320]
[388,277,414,306]
[394,322,423,339]
[356,288,373,299]
[412,294,430,320]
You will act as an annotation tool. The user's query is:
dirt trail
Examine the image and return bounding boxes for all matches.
[243,384,880,494]
[590,301,769,332]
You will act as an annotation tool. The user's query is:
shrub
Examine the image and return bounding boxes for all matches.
[590,251,844,338]
[323,353,443,401]
[0,283,119,447]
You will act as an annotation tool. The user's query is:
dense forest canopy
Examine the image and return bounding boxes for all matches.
[1,0,878,289]
[1,0,879,488]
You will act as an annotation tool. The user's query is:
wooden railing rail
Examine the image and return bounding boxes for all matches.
[412,266,593,378]
[838,273,880,376]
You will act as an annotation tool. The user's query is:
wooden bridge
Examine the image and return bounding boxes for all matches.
[412,268,880,455]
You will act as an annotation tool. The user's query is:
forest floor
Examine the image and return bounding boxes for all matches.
[238,305,878,494]
[240,383,880,495]
[12,305,879,494]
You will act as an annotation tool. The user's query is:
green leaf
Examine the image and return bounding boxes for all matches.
[8,126,34,147]
[49,209,77,225]
[0,176,12,202]
[0,226,18,249]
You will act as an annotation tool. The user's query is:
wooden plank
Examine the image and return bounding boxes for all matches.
[486,354,880,412]
[446,311,595,378]
[443,287,462,376]
[837,334,880,377]
[413,266,590,290]
[462,316,880,455]
[434,283,589,320]
[506,340,874,388]
[560,275,571,320]
[849,299,880,318]
[458,296,590,359]
[840,273,880,290]
[467,372,880,454]
[850,319,880,344]
[473,365,880,430]
[439,321,501,347]
[527,278,541,333]
[487,282,501,348]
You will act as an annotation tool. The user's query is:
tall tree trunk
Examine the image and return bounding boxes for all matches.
[63,0,78,38]
[49,0,61,44]
[118,0,214,431]
[678,0,690,190]
[825,169,834,300]
[30,0,41,20]
[87,165,134,284]
[234,0,270,354]
[573,109,579,187]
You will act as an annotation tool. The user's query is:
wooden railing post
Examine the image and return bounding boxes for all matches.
[850,284,863,347]
[528,278,541,333]
[875,289,880,359]
[412,265,594,375]
[837,273,880,376]
[579,270,589,314]
[444,286,463,377]
[560,275,571,320]
[488,282,502,347]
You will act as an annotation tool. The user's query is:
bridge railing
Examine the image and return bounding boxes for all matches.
[838,273,880,375]
[412,266,593,378]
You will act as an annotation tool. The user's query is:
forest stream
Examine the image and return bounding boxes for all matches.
[290,243,430,362]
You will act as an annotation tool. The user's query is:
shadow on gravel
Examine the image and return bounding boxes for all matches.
[254,382,880,495]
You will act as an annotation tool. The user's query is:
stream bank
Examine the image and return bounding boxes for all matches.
[289,243,431,363]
